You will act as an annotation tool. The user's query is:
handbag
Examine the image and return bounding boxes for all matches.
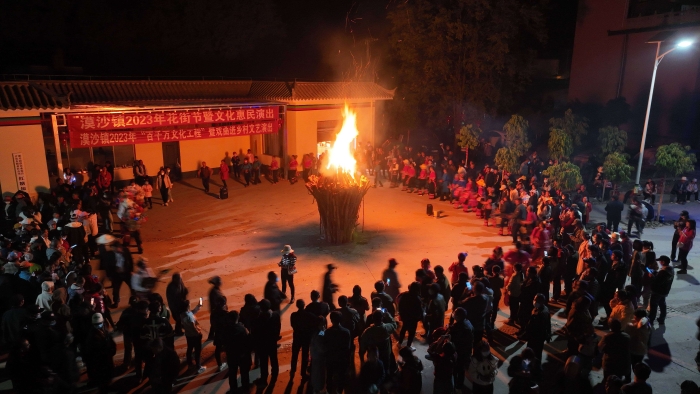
[287,264,297,275]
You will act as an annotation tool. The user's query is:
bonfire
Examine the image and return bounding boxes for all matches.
[306,105,371,244]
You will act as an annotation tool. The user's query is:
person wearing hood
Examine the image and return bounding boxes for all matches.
[35,281,54,311]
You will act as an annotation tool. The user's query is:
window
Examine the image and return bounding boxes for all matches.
[113,145,136,167]
[263,125,282,157]
[317,120,339,142]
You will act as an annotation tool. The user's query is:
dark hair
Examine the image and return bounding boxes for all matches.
[338,295,348,307]
[267,271,277,281]
[434,265,444,274]
[296,299,305,309]
[609,318,622,332]
[633,308,647,319]
[492,266,501,274]
[330,311,342,324]
[372,310,383,325]
[514,263,523,272]
[352,285,362,296]
[259,299,271,312]
[228,310,240,323]
[11,294,24,307]
[374,280,385,292]
[632,362,651,381]
[310,290,320,300]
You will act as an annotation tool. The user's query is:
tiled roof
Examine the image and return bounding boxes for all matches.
[250,81,395,101]
[0,79,394,111]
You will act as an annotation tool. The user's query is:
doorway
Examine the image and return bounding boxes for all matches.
[162,142,181,180]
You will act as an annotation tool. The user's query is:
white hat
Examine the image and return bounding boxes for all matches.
[96,234,117,245]
[281,245,294,254]
[92,313,104,324]
[682,176,688,181]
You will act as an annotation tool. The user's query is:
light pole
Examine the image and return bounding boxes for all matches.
[635,39,694,188]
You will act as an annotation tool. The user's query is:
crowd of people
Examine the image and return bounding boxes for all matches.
[0,142,698,394]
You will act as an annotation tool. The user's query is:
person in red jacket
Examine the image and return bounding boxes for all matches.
[219,160,230,188]
[677,219,695,275]
[448,252,470,285]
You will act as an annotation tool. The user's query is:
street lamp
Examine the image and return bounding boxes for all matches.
[635,39,694,187]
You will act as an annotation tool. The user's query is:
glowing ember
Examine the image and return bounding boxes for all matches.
[326,104,358,176]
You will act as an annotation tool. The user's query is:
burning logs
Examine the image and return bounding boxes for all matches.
[306,173,371,244]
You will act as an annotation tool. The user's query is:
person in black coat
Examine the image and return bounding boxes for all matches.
[538,257,553,304]
[146,338,179,394]
[605,195,624,232]
[83,313,117,394]
[398,282,424,350]
[322,264,339,310]
[99,239,134,308]
[518,267,541,332]
[165,273,188,336]
[251,299,281,387]
[222,310,252,391]
[326,311,352,393]
[290,299,317,379]
[206,275,226,335]
[305,290,331,325]
[450,307,474,392]
[521,294,551,360]
[461,281,489,347]
[7,339,38,393]
[264,271,286,312]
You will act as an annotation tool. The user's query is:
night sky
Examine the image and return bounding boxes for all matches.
[0,0,578,84]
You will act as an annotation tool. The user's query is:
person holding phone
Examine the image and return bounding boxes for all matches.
[180,299,207,374]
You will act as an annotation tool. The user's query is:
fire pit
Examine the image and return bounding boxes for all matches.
[306,105,371,244]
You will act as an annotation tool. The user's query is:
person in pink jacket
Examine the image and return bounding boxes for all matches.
[219,160,230,188]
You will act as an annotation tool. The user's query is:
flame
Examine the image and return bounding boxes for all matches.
[326,104,358,175]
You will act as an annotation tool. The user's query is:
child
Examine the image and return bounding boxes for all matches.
[142,179,153,209]
[181,299,207,374]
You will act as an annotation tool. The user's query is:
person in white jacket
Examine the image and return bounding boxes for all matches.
[35,281,54,311]
[468,340,499,393]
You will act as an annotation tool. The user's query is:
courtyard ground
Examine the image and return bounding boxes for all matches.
[3,174,700,393]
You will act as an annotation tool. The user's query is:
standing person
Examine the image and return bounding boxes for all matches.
[164,167,174,203]
[506,263,524,326]
[142,179,153,209]
[98,234,133,308]
[290,299,316,380]
[626,309,651,368]
[430,341,458,394]
[483,247,505,275]
[649,255,674,325]
[322,263,339,310]
[449,252,470,284]
[598,319,631,381]
[288,155,298,184]
[278,245,297,303]
[309,316,327,393]
[241,158,252,187]
[270,156,280,184]
[252,299,281,387]
[131,258,155,300]
[448,307,474,393]
[83,313,116,394]
[398,282,424,351]
[181,299,207,374]
[252,156,262,185]
[462,281,489,346]
[371,280,396,316]
[166,273,188,336]
[222,310,252,392]
[605,195,625,232]
[434,266,452,305]
[381,258,401,301]
[671,211,689,262]
[359,310,398,376]
[468,340,499,394]
[197,161,212,193]
[155,169,171,206]
[207,276,227,341]
[219,159,230,188]
[677,219,695,275]
[231,152,241,179]
[424,283,447,341]
[325,311,352,393]
[349,285,370,330]
[489,266,504,328]
[147,338,180,394]
[521,294,551,360]
[302,154,313,182]
[264,271,286,312]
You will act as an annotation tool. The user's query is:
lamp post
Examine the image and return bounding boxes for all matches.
[635,39,694,188]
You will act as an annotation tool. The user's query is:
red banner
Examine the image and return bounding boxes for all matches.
[69,121,278,148]
[67,106,279,131]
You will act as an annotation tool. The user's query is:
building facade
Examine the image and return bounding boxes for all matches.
[0,80,393,198]
[568,0,700,146]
